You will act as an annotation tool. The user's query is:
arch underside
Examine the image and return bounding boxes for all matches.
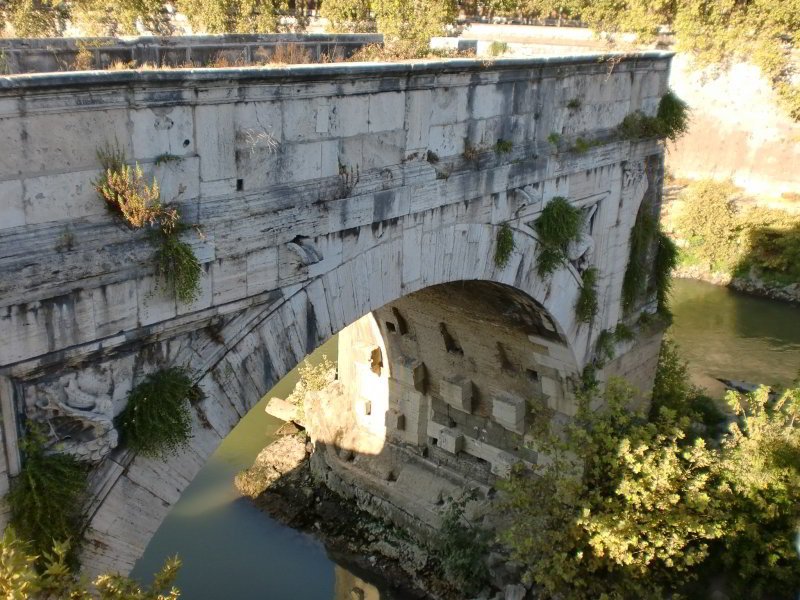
[73,211,591,574]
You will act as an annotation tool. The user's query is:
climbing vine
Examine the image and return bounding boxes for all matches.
[95,145,202,303]
[8,427,88,570]
[621,210,658,313]
[534,197,583,276]
[575,267,599,323]
[494,223,515,268]
[653,231,679,316]
[116,367,203,458]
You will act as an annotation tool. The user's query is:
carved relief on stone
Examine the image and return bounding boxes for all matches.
[567,201,599,273]
[26,374,118,463]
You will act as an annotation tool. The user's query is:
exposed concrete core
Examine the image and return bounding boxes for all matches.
[0,52,672,575]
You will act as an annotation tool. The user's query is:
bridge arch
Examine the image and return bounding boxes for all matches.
[79,217,587,573]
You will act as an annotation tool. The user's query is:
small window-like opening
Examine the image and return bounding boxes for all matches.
[236,178,244,191]
[526,368,540,382]
[385,321,396,333]
[392,307,409,335]
[439,322,463,355]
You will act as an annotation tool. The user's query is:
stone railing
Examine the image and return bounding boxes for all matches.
[0,33,382,74]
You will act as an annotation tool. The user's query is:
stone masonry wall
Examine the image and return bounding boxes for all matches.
[0,54,671,573]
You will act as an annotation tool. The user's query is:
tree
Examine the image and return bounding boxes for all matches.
[0,528,181,600]
[70,0,173,35]
[372,0,457,54]
[320,0,373,33]
[0,0,67,36]
[501,379,726,599]
[178,0,307,33]
[564,0,800,121]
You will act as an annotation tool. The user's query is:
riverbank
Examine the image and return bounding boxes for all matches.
[672,266,800,304]
[236,432,507,600]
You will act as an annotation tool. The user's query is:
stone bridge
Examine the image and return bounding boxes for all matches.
[0,51,672,575]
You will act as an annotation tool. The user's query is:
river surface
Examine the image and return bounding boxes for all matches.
[133,279,799,599]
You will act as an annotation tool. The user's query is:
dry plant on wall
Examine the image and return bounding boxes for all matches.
[94,144,202,303]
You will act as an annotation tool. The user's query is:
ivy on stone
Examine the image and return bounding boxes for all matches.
[575,266,599,323]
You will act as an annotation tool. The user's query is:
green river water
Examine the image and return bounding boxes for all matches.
[132,279,800,599]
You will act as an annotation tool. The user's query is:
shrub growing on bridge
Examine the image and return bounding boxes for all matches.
[7,427,88,570]
[618,90,690,142]
[494,223,515,268]
[534,196,583,276]
[95,145,202,303]
[116,367,203,458]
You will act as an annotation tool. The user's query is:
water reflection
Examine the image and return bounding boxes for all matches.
[132,339,403,600]
[669,279,800,395]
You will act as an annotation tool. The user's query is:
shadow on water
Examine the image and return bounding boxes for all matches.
[668,278,800,396]
[131,338,407,600]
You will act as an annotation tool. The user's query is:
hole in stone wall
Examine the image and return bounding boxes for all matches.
[183,139,191,147]
[370,347,382,376]
[236,178,244,191]
[391,307,409,335]
[497,342,516,372]
[385,321,397,333]
[364,400,372,415]
[439,322,463,355]
[526,368,540,382]
[386,471,397,482]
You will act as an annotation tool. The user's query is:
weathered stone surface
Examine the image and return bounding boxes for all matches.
[0,52,670,577]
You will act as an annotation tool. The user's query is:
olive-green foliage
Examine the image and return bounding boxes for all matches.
[494,223,515,268]
[649,337,725,432]
[613,322,634,342]
[534,197,583,276]
[95,147,162,229]
[655,90,690,142]
[117,367,202,458]
[0,528,181,600]
[178,0,306,33]
[154,231,202,304]
[653,230,678,315]
[621,208,657,312]
[0,0,67,36]
[500,378,726,599]
[546,132,561,146]
[71,0,171,35]
[8,430,87,571]
[674,179,742,272]
[320,0,372,32]
[575,266,598,323]
[720,384,800,597]
[372,0,457,54]
[618,91,690,142]
[434,490,491,596]
[594,328,615,365]
[571,136,595,154]
[494,138,513,154]
[674,179,800,284]
[488,40,508,56]
[96,145,203,302]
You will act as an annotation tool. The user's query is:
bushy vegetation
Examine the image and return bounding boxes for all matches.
[501,344,800,599]
[95,145,202,303]
[0,528,181,599]
[434,490,490,596]
[320,0,372,31]
[574,266,598,323]
[618,90,690,142]
[494,223,515,268]
[7,429,88,570]
[673,179,800,285]
[534,197,583,276]
[116,367,202,458]
[372,0,457,55]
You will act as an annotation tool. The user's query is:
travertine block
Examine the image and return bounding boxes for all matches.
[440,377,473,413]
[492,393,526,434]
[395,359,426,393]
[438,428,464,454]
